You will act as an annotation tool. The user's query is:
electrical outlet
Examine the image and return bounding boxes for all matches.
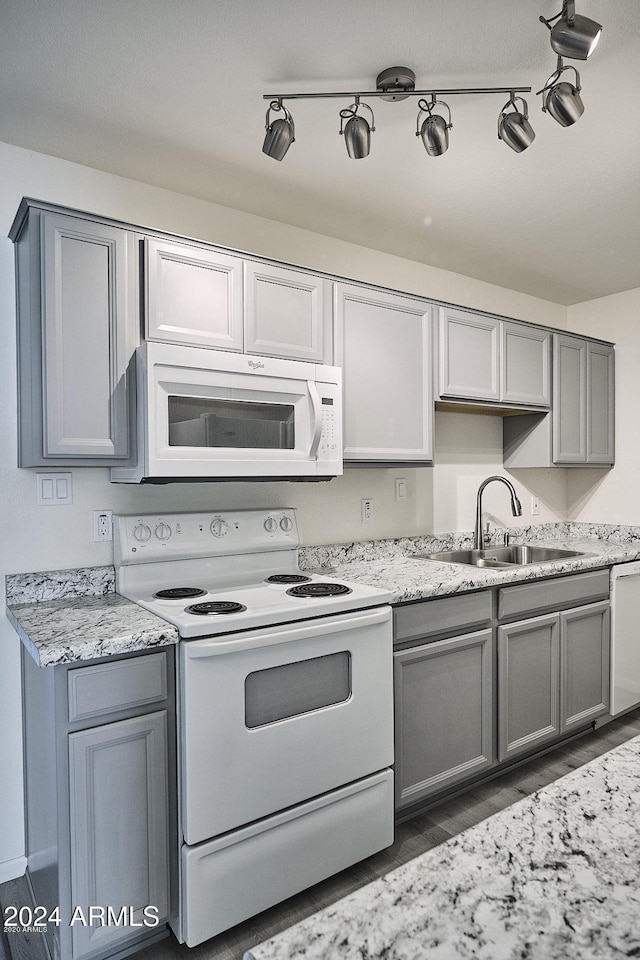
[361,498,373,523]
[93,510,113,542]
[530,496,540,517]
[395,478,407,502]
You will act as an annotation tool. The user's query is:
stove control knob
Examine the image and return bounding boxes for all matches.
[264,516,278,534]
[155,522,172,541]
[133,523,152,543]
[279,516,294,533]
[210,518,229,538]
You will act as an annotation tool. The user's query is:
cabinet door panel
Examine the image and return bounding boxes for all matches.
[69,712,169,959]
[587,342,615,464]
[145,238,243,350]
[394,629,493,808]
[498,614,560,761]
[335,285,432,461]
[439,308,500,401]
[244,262,331,362]
[561,601,610,730]
[42,213,132,458]
[553,334,587,463]
[502,322,550,407]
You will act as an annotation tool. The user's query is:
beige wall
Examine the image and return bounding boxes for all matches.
[0,139,571,875]
[566,288,640,524]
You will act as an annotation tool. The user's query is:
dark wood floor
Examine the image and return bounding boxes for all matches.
[3,708,640,960]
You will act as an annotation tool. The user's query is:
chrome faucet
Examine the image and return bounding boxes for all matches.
[474,476,523,550]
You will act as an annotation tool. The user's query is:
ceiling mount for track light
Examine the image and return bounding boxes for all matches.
[376,66,416,102]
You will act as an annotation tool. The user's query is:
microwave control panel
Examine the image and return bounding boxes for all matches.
[318,396,339,459]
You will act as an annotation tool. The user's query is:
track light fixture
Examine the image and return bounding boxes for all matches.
[539,1,602,61]
[260,11,603,164]
[537,58,584,126]
[416,96,452,157]
[498,95,536,153]
[262,100,295,161]
[339,97,375,159]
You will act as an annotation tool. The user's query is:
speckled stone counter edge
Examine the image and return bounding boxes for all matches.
[5,564,115,604]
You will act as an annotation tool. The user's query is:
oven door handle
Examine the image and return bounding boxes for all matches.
[308,380,323,461]
[183,605,391,658]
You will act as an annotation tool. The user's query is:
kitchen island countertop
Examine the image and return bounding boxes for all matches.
[245,731,640,960]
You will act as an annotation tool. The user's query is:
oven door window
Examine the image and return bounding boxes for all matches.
[245,652,351,728]
[168,395,295,449]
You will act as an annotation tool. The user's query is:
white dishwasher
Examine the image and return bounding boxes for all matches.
[610,561,640,715]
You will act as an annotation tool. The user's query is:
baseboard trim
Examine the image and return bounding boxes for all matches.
[0,858,27,885]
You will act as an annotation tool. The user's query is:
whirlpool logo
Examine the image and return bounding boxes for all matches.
[247,359,265,370]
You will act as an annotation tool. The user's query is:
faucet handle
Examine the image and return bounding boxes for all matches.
[483,521,490,545]
[503,531,510,546]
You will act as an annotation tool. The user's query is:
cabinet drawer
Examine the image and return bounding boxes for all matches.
[394,591,491,644]
[498,570,609,622]
[68,652,168,722]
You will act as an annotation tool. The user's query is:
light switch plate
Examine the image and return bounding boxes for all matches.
[36,472,73,505]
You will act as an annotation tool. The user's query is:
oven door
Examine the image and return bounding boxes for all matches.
[142,341,342,478]
[179,606,393,845]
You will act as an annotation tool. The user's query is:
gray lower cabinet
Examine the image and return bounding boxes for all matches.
[498,613,560,761]
[10,201,138,466]
[393,591,494,809]
[498,578,610,762]
[394,628,494,808]
[22,648,175,960]
[561,601,610,730]
[395,571,611,809]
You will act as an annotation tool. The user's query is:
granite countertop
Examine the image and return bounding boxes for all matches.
[245,732,640,960]
[300,524,640,603]
[7,522,640,666]
[5,566,178,667]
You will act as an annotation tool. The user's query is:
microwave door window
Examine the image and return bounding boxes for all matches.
[167,396,295,450]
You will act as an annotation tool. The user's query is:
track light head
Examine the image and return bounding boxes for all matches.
[498,96,536,153]
[538,62,584,126]
[339,98,375,159]
[540,2,602,60]
[416,97,452,157]
[262,101,295,161]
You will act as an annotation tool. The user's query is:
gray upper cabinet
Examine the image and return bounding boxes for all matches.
[334,283,433,462]
[145,238,332,362]
[145,237,244,351]
[438,308,501,401]
[586,340,615,464]
[438,307,550,408]
[553,334,587,462]
[12,205,137,465]
[244,261,332,362]
[504,333,614,467]
[502,321,551,406]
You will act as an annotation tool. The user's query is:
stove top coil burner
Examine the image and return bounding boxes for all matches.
[265,574,312,585]
[185,601,247,616]
[286,582,353,598]
[154,587,207,600]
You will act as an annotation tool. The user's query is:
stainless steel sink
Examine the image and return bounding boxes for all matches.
[413,545,592,567]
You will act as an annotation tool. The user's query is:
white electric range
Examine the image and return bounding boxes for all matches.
[114,509,395,948]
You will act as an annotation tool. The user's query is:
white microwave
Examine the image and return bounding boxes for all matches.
[111,342,343,482]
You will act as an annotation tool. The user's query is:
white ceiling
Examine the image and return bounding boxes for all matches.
[1,0,638,305]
